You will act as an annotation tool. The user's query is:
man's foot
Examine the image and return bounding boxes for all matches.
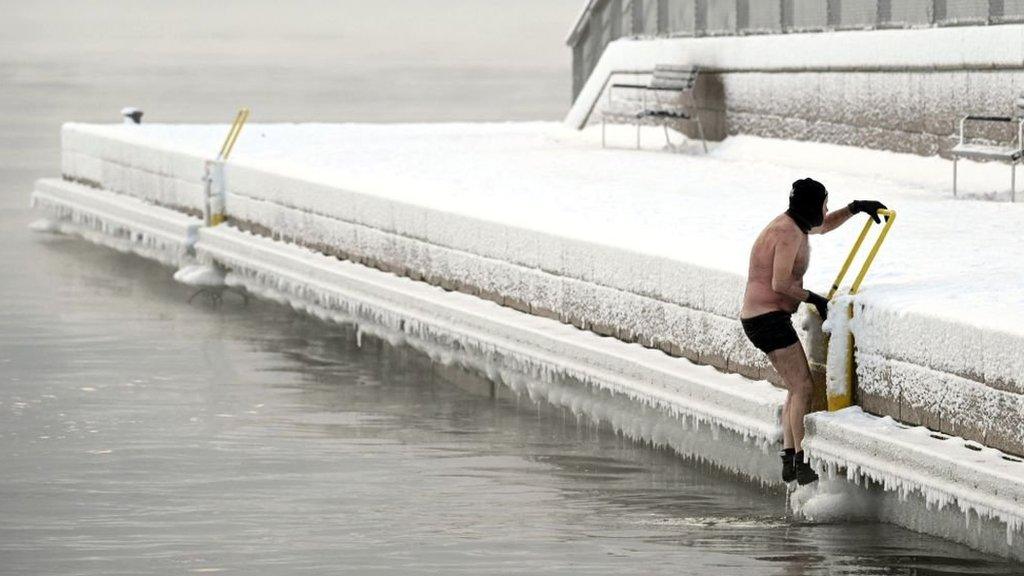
[780,448,796,482]
[794,451,819,485]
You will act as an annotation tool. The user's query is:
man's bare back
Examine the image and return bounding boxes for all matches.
[741,214,809,319]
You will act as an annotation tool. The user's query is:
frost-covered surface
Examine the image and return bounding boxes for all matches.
[57,121,1024,381]
[31,178,199,267]
[823,296,853,400]
[62,124,207,211]
[804,407,1024,557]
[197,224,785,448]
[566,25,1024,128]
[856,350,1024,454]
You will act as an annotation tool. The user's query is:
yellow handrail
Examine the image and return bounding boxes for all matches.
[827,209,896,299]
[217,108,250,161]
[850,209,896,294]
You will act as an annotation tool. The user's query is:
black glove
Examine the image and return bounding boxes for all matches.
[848,200,888,223]
[805,291,829,321]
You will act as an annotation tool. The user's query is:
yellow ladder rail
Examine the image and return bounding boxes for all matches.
[217,108,250,161]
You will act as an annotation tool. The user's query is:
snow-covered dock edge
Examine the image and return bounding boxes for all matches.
[30,176,1024,561]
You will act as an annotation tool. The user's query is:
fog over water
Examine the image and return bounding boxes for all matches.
[0,1,1020,574]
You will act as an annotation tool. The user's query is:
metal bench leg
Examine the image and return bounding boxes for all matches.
[663,124,671,148]
[636,123,641,150]
[1013,162,1017,202]
[602,117,606,148]
[696,116,708,153]
[952,157,958,198]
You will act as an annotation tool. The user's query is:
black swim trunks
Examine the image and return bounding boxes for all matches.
[741,310,799,354]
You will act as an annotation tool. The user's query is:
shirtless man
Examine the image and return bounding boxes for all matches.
[740,178,886,484]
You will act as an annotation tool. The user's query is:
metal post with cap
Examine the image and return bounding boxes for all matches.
[203,108,250,227]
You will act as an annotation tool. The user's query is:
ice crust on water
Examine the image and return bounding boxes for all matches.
[173,264,225,287]
[28,218,60,233]
[790,479,879,523]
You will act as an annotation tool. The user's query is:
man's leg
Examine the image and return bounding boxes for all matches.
[767,341,814,450]
[767,340,819,484]
[781,395,793,450]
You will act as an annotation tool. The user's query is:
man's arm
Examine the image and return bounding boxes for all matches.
[810,206,854,235]
[811,200,888,235]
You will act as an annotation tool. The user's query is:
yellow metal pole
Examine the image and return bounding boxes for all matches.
[221,108,250,161]
[827,217,874,300]
[850,209,896,295]
[217,109,247,160]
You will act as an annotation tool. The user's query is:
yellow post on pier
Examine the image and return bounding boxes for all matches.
[204,108,250,227]
[824,209,897,411]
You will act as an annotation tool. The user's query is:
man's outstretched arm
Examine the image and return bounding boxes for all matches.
[811,200,888,235]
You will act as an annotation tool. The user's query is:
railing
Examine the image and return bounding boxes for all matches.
[569,0,1024,99]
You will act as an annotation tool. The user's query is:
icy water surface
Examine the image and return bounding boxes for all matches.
[1,1,1022,574]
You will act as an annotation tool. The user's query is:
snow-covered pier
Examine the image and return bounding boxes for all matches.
[32,120,1024,559]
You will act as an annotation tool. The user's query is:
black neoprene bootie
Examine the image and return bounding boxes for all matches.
[795,451,819,485]
[781,448,796,482]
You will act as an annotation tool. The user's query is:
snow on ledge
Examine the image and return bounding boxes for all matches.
[31,178,200,267]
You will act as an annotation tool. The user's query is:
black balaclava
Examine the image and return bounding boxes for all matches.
[786,178,828,233]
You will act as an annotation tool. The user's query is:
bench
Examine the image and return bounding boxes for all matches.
[601,64,707,153]
[951,105,1024,201]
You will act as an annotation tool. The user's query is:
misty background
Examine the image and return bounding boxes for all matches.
[0,0,581,189]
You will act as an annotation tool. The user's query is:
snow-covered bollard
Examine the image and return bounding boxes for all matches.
[120,107,143,125]
[202,160,226,226]
[825,295,855,410]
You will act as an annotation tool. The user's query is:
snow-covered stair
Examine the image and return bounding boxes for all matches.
[31,178,200,267]
[804,407,1024,548]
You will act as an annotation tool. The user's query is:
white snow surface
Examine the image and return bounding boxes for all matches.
[58,121,1024,392]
